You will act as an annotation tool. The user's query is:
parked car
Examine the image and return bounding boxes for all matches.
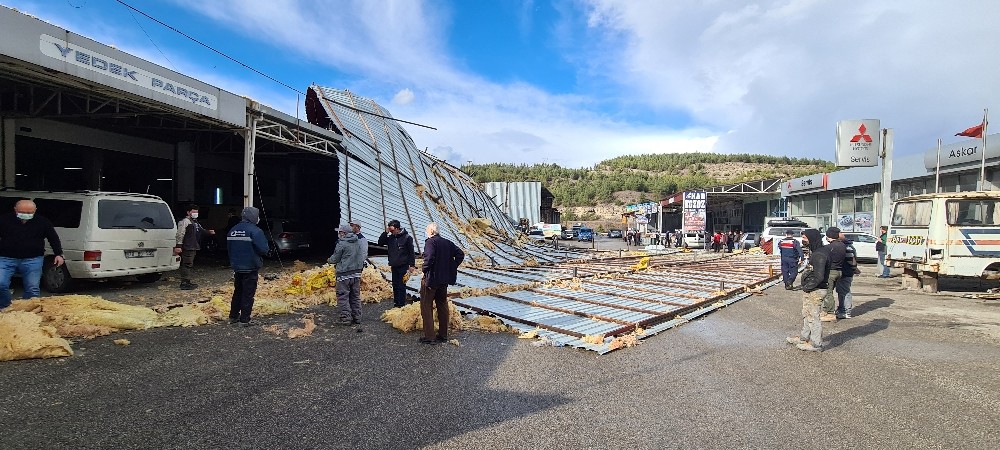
[740,232,758,250]
[843,232,878,262]
[528,229,547,243]
[0,190,180,292]
[561,229,575,240]
[577,227,595,242]
[262,218,312,258]
[682,231,706,248]
[608,229,623,239]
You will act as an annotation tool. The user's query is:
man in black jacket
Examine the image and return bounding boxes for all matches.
[419,222,464,344]
[821,227,847,322]
[0,200,64,309]
[787,228,830,352]
[384,220,416,308]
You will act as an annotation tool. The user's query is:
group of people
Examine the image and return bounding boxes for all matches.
[786,226,862,352]
[710,230,744,252]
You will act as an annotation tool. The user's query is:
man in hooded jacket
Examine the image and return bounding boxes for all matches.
[330,224,365,325]
[787,228,831,352]
[382,220,416,308]
[226,207,269,326]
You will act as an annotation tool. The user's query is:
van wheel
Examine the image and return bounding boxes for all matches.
[135,273,162,284]
[42,261,74,293]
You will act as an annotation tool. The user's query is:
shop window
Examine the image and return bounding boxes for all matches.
[818,193,834,215]
[802,196,817,215]
[959,173,979,192]
[855,195,874,212]
[838,191,855,214]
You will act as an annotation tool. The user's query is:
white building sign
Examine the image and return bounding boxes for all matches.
[836,119,880,167]
[39,34,218,111]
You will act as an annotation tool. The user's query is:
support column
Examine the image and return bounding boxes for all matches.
[83,149,104,190]
[243,115,258,207]
[176,141,196,203]
[878,129,894,230]
[1,118,15,188]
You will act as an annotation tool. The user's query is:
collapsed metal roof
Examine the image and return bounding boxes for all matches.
[305,85,589,264]
[306,85,782,353]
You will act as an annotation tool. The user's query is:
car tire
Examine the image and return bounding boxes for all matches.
[42,259,73,293]
[135,273,162,283]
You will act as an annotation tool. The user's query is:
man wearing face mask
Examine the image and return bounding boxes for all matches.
[226,207,269,326]
[0,200,64,310]
[174,204,214,290]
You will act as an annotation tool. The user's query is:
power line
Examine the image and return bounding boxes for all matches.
[113,0,436,130]
[125,8,176,72]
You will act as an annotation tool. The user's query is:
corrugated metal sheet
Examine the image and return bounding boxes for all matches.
[483,182,542,225]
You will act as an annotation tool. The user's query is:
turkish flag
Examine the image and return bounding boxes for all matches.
[956,122,985,138]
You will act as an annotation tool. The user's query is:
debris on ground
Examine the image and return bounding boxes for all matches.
[262,324,284,336]
[464,315,511,333]
[380,301,464,333]
[632,257,650,271]
[113,339,130,346]
[0,311,73,361]
[518,328,540,339]
[608,332,641,351]
[287,314,316,339]
[581,334,605,345]
[448,339,461,346]
[9,295,160,334]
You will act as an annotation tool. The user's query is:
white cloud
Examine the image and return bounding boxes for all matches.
[392,89,415,105]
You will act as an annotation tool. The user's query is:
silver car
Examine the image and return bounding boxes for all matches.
[264,219,313,258]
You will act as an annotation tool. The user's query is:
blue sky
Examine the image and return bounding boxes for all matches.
[4,0,1000,167]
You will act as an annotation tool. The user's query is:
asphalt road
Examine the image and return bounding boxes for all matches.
[3,252,1000,449]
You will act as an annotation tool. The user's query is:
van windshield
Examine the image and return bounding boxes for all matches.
[946,200,1000,226]
[892,201,932,226]
[98,199,174,230]
[768,228,801,237]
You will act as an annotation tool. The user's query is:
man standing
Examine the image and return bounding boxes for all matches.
[876,225,890,278]
[819,227,846,322]
[384,220,416,308]
[419,223,465,344]
[0,200,64,310]
[778,229,804,289]
[349,220,368,262]
[226,207,269,326]
[837,233,860,320]
[174,204,213,290]
[787,228,831,352]
[330,224,365,325]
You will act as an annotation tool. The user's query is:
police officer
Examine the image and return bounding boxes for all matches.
[778,229,803,290]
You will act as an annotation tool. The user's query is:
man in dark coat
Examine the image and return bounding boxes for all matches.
[419,222,464,344]
[226,207,269,326]
[0,199,64,309]
[383,220,416,308]
[787,228,831,352]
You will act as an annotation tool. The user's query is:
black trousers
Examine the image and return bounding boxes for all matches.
[420,283,449,340]
[230,270,259,323]
[391,265,408,307]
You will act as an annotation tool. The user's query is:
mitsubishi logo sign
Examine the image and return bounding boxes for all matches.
[850,124,873,143]
[836,119,880,167]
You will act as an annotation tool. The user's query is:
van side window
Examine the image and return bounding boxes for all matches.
[892,201,932,226]
[98,200,174,230]
[33,199,83,228]
[946,200,1000,226]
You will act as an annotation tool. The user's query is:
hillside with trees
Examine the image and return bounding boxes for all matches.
[462,152,834,208]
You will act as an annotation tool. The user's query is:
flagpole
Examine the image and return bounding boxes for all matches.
[935,138,942,193]
[980,108,989,191]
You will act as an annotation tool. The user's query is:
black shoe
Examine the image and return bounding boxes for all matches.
[351,319,361,325]
[239,321,256,328]
[229,317,240,324]
[784,284,792,290]
[179,281,197,290]
[418,337,438,345]
[337,318,352,326]
[435,336,448,343]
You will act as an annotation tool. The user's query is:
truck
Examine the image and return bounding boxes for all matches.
[887,191,1000,292]
[533,223,563,239]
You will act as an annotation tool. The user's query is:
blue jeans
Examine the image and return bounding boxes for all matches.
[877,251,889,277]
[0,256,44,308]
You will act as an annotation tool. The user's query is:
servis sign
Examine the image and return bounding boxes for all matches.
[836,119,880,167]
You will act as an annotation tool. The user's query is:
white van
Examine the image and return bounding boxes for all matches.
[682,231,706,248]
[0,190,180,292]
[887,191,1000,292]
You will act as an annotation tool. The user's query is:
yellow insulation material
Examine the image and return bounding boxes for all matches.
[0,311,73,361]
[360,265,393,303]
[380,301,464,333]
[466,315,511,333]
[114,339,131,346]
[10,296,159,331]
[287,314,316,339]
[632,257,650,271]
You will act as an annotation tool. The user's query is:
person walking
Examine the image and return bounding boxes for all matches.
[876,225,890,278]
[0,200,64,310]
[836,234,860,320]
[330,224,365,325]
[787,228,831,352]
[778,229,804,289]
[226,207,269,326]
[174,204,213,290]
[382,220,416,308]
[419,223,465,344]
[820,227,847,322]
